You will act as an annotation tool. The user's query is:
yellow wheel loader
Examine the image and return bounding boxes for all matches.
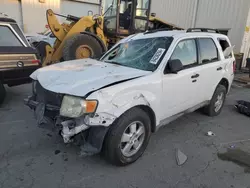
[38,0,183,66]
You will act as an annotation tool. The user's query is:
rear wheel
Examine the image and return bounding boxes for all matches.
[62,34,104,61]
[103,108,151,166]
[203,85,227,116]
[0,82,6,105]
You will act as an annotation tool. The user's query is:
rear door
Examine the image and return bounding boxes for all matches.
[194,37,223,103]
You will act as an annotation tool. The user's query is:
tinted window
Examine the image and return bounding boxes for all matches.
[199,38,218,64]
[0,26,22,46]
[171,39,197,67]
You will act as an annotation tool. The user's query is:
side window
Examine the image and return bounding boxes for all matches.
[199,38,219,64]
[0,26,23,47]
[218,38,232,59]
[170,39,197,67]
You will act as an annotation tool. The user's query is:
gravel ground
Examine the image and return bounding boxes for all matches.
[0,83,250,188]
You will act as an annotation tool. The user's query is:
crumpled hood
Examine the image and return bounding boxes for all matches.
[30,59,150,96]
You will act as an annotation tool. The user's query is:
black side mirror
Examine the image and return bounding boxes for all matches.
[168,59,183,73]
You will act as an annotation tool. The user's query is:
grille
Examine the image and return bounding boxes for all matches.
[35,81,63,107]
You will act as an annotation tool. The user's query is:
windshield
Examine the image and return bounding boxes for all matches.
[103,0,117,17]
[101,37,173,71]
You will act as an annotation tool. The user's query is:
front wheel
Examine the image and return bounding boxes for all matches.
[203,85,227,116]
[103,108,151,166]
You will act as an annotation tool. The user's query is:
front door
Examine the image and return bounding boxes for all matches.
[161,38,200,119]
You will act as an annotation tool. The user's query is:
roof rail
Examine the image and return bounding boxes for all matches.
[144,27,181,35]
[186,28,220,33]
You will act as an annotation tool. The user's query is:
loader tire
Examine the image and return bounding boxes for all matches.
[62,33,103,61]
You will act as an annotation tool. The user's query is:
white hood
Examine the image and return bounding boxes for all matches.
[31,59,150,96]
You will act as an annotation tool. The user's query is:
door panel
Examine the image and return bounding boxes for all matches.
[195,61,223,103]
[161,67,200,119]
[161,38,199,119]
[195,38,223,102]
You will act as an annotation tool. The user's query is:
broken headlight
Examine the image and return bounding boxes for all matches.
[60,95,98,118]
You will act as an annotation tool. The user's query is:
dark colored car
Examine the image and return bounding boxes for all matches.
[0,15,41,104]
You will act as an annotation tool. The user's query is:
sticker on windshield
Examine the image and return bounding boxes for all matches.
[149,48,166,64]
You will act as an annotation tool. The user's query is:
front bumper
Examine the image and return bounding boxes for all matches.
[24,95,60,125]
[24,82,111,155]
[24,94,109,155]
[24,95,60,111]
[24,95,90,142]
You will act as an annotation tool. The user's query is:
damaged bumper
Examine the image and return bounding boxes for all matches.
[24,95,89,143]
[24,82,115,155]
[24,96,107,155]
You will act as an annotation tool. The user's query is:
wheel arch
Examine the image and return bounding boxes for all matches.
[218,78,229,92]
[135,105,157,133]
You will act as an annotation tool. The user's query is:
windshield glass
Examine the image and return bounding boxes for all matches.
[101,37,173,71]
[103,0,117,17]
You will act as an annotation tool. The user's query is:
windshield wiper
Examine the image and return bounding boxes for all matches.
[104,61,121,65]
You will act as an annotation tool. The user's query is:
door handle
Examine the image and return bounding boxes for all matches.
[191,74,199,79]
[217,67,222,71]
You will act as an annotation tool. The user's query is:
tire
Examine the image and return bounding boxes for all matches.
[62,33,103,61]
[203,85,227,116]
[103,107,151,166]
[0,82,6,105]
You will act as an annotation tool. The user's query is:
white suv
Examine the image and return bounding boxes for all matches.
[25,28,235,166]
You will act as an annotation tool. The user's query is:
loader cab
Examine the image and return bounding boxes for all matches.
[103,0,150,37]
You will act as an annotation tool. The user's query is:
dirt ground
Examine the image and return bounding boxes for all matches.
[0,83,250,188]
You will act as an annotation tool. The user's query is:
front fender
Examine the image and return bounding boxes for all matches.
[86,89,158,127]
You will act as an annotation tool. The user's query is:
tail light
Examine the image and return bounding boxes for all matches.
[32,59,41,64]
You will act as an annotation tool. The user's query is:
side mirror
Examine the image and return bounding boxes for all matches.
[168,59,183,73]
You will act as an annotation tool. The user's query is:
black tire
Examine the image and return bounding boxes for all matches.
[0,82,6,105]
[203,85,227,116]
[62,33,103,61]
[103,107,151,166]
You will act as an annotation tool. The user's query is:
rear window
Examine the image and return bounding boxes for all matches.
[198,38,219,64]
[0,26,23,47]
[218,38,232,59]
[11,24,29,46]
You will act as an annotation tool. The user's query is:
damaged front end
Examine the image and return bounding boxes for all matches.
[24,81,111,155]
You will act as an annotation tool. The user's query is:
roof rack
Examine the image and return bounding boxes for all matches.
[144,27,182,35]
[186,28,220,33]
